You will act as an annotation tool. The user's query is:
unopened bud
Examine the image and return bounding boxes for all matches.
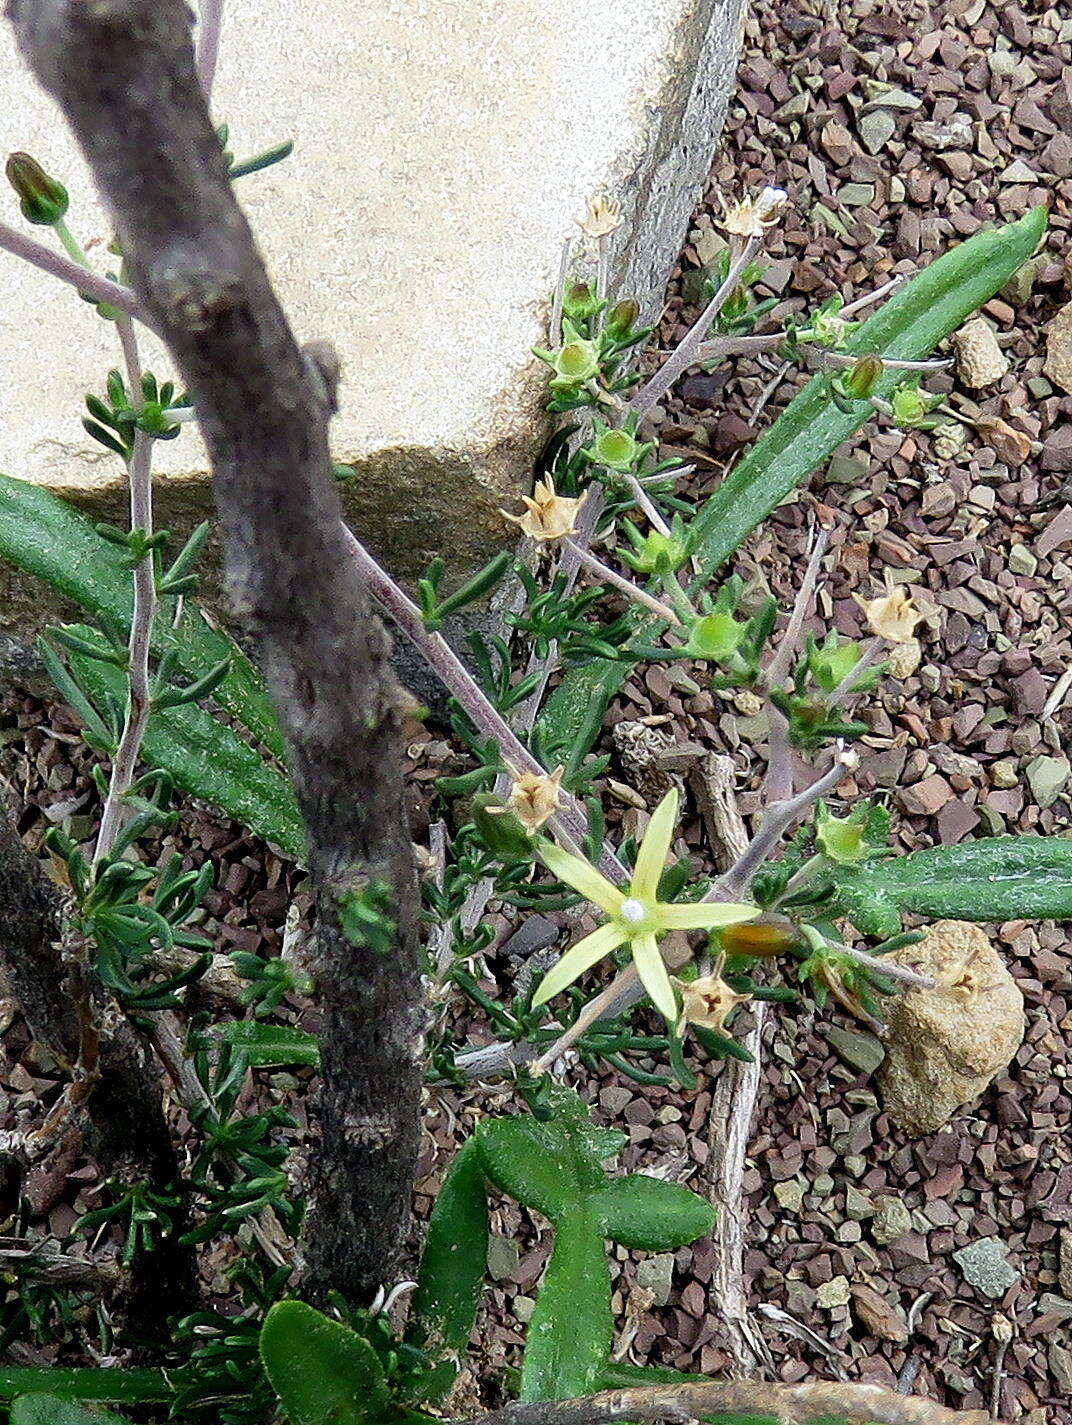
[605,298,639,338]
[5,152,68,226]
[843,354,883,398]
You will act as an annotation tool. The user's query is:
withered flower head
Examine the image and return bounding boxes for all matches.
[504,765,564,834]
[721,186,788,238]
[501,476,586,542]
[854,584,924,644]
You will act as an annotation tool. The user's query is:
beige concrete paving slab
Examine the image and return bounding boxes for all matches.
[0,0,742,610]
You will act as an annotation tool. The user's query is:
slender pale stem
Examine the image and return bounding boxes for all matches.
[824,938,935,990]
[718,750,858,898]
[818,349,953,374]
[563,538,682,626]
[826,636,882,709]
[762,526,829,804]
[550,237,572,348]
[529,965,639,1076]
[629,237,762,418]
[196,0,225,98]
[341,525,631,884]
[622,471,671,535]
[0,218,141,319]
[93,317,157,864]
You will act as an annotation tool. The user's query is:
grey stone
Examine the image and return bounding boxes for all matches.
[857,109,897,155]
[1045,302,1072,395]
[824,1025,886,1075]
[871,1195,912,1246]
[774,1179,805,1213]
[1008,544,1038,577]
[636,1252,676,1306]
[1050,1344,1072,1394]
[487,1234,522,1282]
[953,1238,1019,1299]
[816,1275,851,1309]
[1039,1292,1072,1321]
[1027,755,1070,809]
[0,0,744,627]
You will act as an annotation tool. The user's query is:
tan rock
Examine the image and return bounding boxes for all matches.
[878,920,1025,1136]
[0,0,744,628]
[951,317,1009,388]
[1045,302,1072,394]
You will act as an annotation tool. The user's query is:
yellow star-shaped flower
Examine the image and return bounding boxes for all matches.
[534,788,758,1023]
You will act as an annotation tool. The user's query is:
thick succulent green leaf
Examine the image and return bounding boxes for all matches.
[687,207,1048,587]
[409,1137,489,1373]
[475,1116,578,1221]
[11,1397,128,1425]
[519,1212,611,1402]
[0,473,285,760]
[0,1370,171,1406]
[829,835,1072,938]
[211,1022,320,1067]
[538,208,1048,756]
[593,1173,715,1251]
[66,635,305,859]
[259,1301,388,1425]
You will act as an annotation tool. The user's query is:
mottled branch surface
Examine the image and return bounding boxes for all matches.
[9,0,424,1300]
[460,1380,992,1425]
[0,799,195,1327]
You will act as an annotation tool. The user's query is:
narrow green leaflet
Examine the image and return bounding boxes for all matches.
[592,1173,715,1251]
[829,835,1072,939]
[538,207,1048,758]
[259,1301,389,1425]
[66,633,305,859]
[0,1370,172,1406]
[211,1022,320,1067]
[0,473,285,760]
[409,1138,489,1378]
[517,1211,612,1403]
[11,1398,129,1425]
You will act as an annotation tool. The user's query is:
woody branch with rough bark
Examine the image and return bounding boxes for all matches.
[8,0,425,1304]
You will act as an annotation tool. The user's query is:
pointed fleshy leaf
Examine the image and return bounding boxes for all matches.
[630,788,678,902]
[259,1301,388,1425]
[538,841,623,917]
[11,1400,128,1425]
[594,1174,715,1251]
[531,922,626,1006]
[519,1211,611,1401]
[409,1137,488,1383]
[631,933,678,1022]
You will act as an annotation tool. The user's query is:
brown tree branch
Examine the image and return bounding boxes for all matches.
[458,1380,991,1425]
[0,798,196,1330]
[9,0,425,1302]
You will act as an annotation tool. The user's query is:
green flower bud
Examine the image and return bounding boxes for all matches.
[686,612,747,662]
[621,529,688,576]
[604,298,639,338]
[562,281,602,322]
[808,634,862,692]
[842,354,883,399]
[6,152,68,226]
[816,807,867,864]
[890,380,941,429]
[591,427,640,471]
[553,338,600,384]
[470,794,534,863]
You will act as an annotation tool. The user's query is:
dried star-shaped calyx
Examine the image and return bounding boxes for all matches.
[501,476,586,542]
[721,186,788,238]
[504,765,564,834]
[579,193,623,238]
[854,584,925,643]
[674,955,751,1035]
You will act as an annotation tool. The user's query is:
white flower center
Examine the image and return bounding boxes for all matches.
[620,898,646,925]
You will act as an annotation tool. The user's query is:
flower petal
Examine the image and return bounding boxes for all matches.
[654,901,759,931]
[630,787,679,902]
[532,922,627,1006]
[539,840,624,916]
[630,933,678,1024]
